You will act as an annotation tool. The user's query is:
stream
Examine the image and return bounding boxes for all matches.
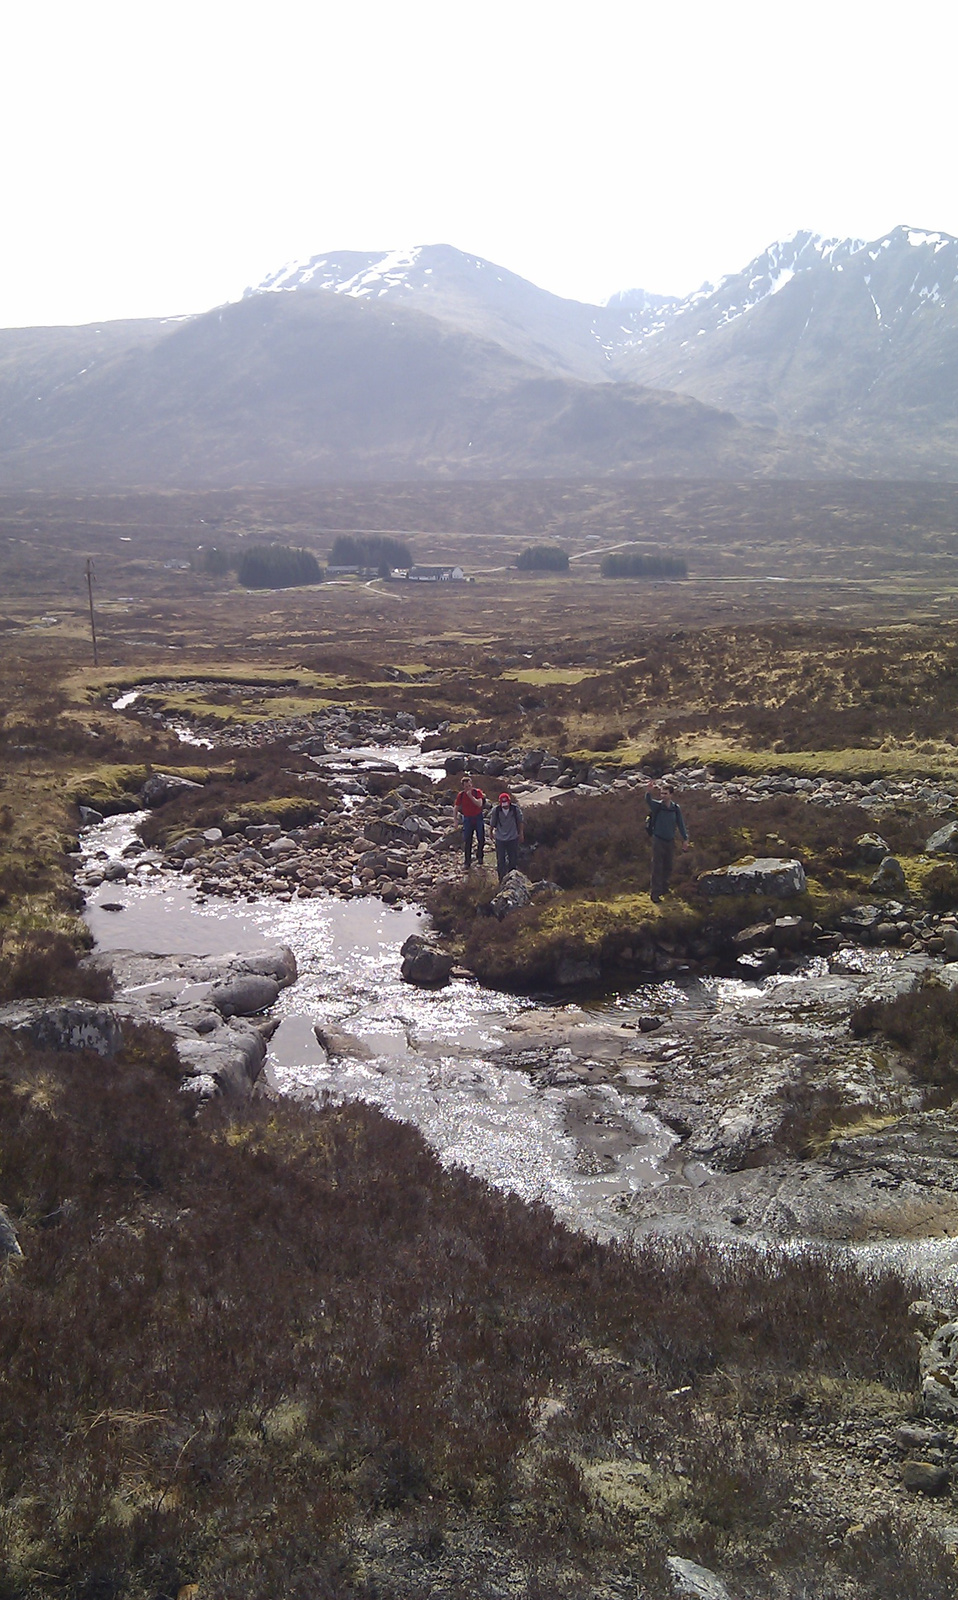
[80,812,958,1289]
[82,812,696,1236]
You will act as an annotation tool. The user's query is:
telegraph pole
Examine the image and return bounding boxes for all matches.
[85,558,98,666]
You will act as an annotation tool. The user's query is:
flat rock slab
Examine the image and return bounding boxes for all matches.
[699,857,807,897]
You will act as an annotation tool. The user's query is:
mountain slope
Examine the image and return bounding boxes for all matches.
[610,228,958,472]
[247,244,677,382]
[0,290,822,488]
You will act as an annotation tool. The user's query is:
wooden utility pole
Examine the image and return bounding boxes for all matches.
[85,557,98,666]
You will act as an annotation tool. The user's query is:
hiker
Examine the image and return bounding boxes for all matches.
[645,779,689,903]
[489,791,524,880]
[453,774,487,869]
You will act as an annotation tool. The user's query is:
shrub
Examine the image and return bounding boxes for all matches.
[516,545,569,572]
[600,548,687,579]
[0,930,113,1003]
[851,979,958,1090]
[0,1024,928,1596]
[329,535,412,570]
[193,545,233,575]
[236,545,322,589]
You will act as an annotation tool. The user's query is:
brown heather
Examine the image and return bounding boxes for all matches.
[0,1026,944,1598]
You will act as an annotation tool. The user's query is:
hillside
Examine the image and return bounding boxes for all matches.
[0,290,827,488]
[611,227,958,474]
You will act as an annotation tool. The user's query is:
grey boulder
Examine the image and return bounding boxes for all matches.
[698,858,807,898]
[314,1023,375,1060]
[490,870,533,920]
[176,1024,267,1095]
[210,974,281,1017]
[926,821,958,855]
[140,772,204,808]
[921,1321,958,1419]
[855,832,890,864]
[0,1001,124,1057]
[870,855,906,892]
[400,935,454,987]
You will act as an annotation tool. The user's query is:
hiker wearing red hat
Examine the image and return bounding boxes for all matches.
[489,790,524,880]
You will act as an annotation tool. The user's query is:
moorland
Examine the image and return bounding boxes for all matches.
[4,479,958,1597]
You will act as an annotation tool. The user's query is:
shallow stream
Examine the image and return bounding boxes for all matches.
[80,814,958,1288]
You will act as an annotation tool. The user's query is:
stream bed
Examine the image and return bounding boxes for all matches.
[80,813,958,1287]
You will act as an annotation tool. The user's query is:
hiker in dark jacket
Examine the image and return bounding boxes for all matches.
[489,792,524,880]
[646,780,689,903]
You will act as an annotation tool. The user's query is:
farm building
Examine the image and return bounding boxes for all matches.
[406,565,465,582]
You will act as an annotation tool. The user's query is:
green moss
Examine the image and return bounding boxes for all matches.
[68,763,212,815]
[685,742,958,783]
[234,797,326,828]
[501,668,599,686]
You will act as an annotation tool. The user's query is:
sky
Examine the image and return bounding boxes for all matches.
[3,0,958,327]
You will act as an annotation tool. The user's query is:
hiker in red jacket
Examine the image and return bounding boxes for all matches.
[453,775,487,869]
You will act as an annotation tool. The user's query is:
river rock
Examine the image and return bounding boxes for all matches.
[490,870,533,920]
[140,772,204,807]
[0,1000,125,1056]
[871,856,906,892]
[210,974,281,1017]
[314,1023,375,1060]
[176,1023,267,1096]
[920,1321,958,1419]
[698,858,807,898]
[232,946,298,986]
[837,904,884,941]
[400,935,454,987]
[855,832,890,864]
[926,821,958,855]
[78,805,104,826]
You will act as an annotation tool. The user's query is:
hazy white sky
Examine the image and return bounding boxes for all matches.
[3,0,957,327]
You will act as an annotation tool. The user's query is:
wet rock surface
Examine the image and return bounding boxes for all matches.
[78,944,298,1098]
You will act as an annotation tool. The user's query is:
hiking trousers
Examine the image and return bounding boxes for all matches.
[462,814,484,867]
[650,836,675,902]
[495,838,519,880]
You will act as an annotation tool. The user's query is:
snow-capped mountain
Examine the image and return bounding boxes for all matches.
[1,226,957,486]
[611,227,958,465]
[244,230,958,471]
[245,243,677,382]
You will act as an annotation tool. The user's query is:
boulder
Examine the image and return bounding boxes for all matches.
[78,805,104,826]
[210,974,281,1017]
[698,858,807,898]
[490,870,533,920]
[140,772,204,808]
[0,1000,124,1057]
[233,946,298,986]
[176,1024,266,1096]
[102,861,129,882]
[870,855,906,892]
[926,821,958,855]
[314,1023,375,1060]
[920,1320,958,1419]
[838,904,884,941]
[855,832,889,864]
[901,1460,950,1494]
[400,936,454,987]
[667,1555,737,1600]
